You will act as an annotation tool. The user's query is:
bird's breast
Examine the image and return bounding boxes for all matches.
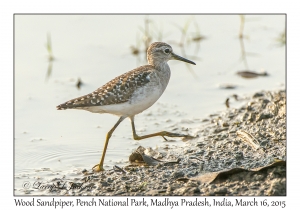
[127,69,170,114]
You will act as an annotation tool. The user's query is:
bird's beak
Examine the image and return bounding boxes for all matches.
[171,52,196,65]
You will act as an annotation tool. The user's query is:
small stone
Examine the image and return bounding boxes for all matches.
[186,169,198,177]
[257,113,273,121]
[145,190,160,196]
[195,150,205,155]
[155,163,164,169]
[196,142,205,147]
[184,149,193,154]
[100,181,109,187]
[214,187,227,194]
[253,174,265,181]
[260,140,268,147]
[173,187,188,195]
[225,159,233,166]
[223,122,230,127]
[184,187,200,195]
[204,151,214,157]
[214,127,229,134]
[253,92,264,98]
[185,180,198,188]
[235,152,244,160]
[161,179,168,183]
[172,170,185,178]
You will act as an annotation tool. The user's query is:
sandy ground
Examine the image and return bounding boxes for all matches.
[19,90,286,196]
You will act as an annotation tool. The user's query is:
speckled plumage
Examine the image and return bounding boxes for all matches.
[57,66,153,110]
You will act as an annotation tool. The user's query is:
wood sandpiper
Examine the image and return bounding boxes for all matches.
[57,42,196,172]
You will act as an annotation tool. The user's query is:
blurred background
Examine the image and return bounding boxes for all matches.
[14,15,285,192]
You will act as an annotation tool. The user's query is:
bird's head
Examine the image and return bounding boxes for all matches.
[147,42,196,67]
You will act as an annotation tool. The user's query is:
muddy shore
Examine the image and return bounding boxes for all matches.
[23,90,286,196]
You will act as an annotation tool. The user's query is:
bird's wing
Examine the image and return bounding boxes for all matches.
[56,65,154,110]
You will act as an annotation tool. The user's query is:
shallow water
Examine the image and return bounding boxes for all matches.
[14,15,285,194]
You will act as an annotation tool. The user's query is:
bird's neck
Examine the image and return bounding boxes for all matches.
[154,61,171,90]
[147,58,171,86]
[148,59,169,71]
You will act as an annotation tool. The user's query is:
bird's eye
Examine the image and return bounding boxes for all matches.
[164,49,170,53]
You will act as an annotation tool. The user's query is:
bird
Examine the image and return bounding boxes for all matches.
[56,42,196,172]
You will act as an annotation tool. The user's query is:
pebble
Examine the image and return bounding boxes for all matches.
[171,170,185,178]
[214,187,227,194]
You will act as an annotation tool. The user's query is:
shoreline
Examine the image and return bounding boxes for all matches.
[18,89,286,196]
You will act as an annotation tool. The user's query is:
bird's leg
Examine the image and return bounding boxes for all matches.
[93,116,126,172]
[130,116,194,141]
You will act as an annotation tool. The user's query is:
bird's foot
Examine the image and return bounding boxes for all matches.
[92,164,105,172]
[161,132,196,141]
[163,131,195,138]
